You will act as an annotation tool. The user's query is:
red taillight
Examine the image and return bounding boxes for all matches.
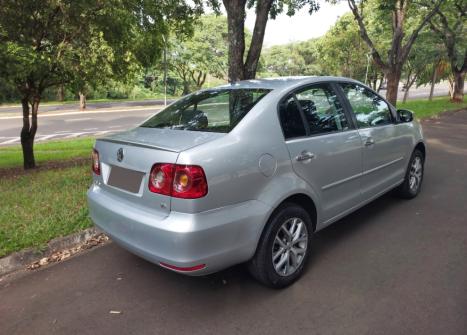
[148,163,175,196]
[148,163,208,199]
[91,149,100,175]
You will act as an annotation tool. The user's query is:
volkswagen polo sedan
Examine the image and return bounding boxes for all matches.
[87,76,425,288]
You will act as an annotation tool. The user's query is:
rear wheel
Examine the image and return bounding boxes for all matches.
[396,149,424,199]
[248,203,313,288]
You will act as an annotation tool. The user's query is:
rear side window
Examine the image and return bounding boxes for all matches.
[340,83,393,128]
[141,88,270,133]
[279,96,307,139]
[295,85,350,135]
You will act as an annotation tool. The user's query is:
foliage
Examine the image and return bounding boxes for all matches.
[262,40,320,76]
[0,0,204,169]
[316,12,373,82]
[342,0,444,105]
[167,15,229,94]
[428,0,466,101]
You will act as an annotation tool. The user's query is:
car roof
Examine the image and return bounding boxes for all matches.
[215,76,359,90]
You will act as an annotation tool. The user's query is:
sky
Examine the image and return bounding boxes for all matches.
[245,1,350,47]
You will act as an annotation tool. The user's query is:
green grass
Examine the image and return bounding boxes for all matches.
[0,164,92,257]
[0,138,94,169]
[398,96,467,119]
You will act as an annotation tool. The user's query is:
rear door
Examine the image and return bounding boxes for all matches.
[338,83,408,199]
[280,83,363,223]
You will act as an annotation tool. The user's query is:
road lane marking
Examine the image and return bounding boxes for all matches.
[36,134,59,141]
[68,118,92,122]
[0,138,20,145]
[0,130,121,146]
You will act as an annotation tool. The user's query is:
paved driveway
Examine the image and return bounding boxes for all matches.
[1,110,466,335]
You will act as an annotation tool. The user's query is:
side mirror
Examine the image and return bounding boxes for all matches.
[397,109,414,123]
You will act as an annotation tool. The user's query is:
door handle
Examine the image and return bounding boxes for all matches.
[295,151,315,162]
[364,137,375,146]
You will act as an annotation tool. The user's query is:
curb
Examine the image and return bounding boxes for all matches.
[0,227,106,277]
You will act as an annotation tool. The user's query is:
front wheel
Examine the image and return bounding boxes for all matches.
[396,149,424,199]
[247,203,313,288]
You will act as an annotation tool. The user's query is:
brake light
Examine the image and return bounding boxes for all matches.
[91,149,100,175]
[148,163,175,196]
[148,163,208,199]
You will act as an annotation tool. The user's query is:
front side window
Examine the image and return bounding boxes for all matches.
[295,85,350,135]
[340,83,393,128]
[141,88,270,133]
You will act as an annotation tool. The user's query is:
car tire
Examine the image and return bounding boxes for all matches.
[247,203,313,289]
[396,149,424,199]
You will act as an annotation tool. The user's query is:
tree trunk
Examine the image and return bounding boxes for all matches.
[377,74,385,93]
[451,70,465,102]
[57,85,64,102]
[243,0,272,79]
[182,81,190,95]
[402,87,410,103]
[79,92,86,110]
[429,64,438,101]
[20,96,39,169]
[385,69,402,106]
[223,0,247,82]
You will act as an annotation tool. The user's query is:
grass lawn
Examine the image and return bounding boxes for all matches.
[0,137,94,169]
[0,164,92,257]
[398,96,467,119]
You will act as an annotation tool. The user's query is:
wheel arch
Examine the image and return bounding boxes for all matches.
[414,141,426,159]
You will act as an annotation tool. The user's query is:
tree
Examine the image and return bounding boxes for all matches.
[428,0,466,102]
[169,15,228,94]
[0,0,202,169]
[400,31,441,102]
[214,0,319,82]
[262,44,308,76]
[344,0,443,105]
[317,12,377,82]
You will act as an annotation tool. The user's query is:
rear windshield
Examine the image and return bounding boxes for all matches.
[140,88,270,133]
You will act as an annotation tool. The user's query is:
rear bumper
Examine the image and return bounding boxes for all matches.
[87,184,271,275]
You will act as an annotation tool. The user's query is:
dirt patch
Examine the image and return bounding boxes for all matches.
[0,157,89,178]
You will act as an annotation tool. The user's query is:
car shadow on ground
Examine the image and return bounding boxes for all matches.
[124,192,405,293]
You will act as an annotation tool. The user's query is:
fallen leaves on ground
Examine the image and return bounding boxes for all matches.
[27,234,109,270]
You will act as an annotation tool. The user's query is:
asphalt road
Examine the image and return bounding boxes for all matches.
[1,110,467,335]
[0,107,159,145]
[0,99,170,114]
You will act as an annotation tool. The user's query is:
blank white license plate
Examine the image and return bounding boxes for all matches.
[107,165,145,193]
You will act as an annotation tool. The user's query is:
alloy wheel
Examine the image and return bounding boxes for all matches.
[272,217,308,277]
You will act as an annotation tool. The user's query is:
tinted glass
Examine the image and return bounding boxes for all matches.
[141,89,270,133]
[340,83,393,128]
[295,85,349,135]
[279,96,307,139]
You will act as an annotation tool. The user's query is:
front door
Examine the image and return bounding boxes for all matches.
[279,83,363,224]
[338,83,407,199]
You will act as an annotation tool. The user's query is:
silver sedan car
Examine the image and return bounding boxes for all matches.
[88,76,425,288]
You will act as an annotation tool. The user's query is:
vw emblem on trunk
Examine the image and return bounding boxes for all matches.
[117,148,124,162]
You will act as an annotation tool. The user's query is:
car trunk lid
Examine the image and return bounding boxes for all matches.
[93,128,224,217]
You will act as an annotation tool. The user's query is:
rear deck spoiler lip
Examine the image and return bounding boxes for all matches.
[98,138,179,153]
